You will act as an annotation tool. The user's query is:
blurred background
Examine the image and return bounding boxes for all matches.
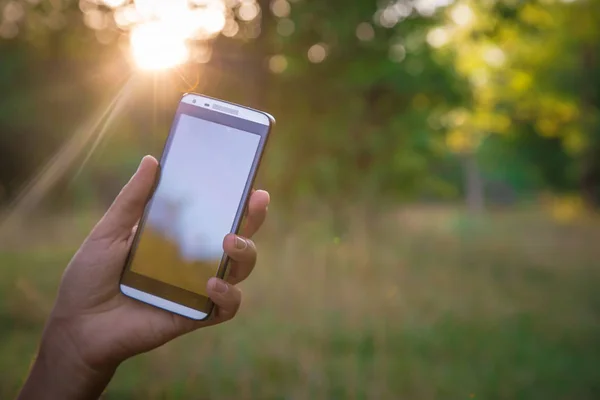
[1,0,600,398]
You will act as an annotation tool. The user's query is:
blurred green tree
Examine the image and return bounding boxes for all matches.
[1,0,599,212]
[253,0,464,210]
[434,0,600,207]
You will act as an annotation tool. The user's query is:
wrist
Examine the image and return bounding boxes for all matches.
[18,320,117,400]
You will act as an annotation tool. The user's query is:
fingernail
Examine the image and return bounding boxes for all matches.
[235,236,247,250]
[211,278,228,294]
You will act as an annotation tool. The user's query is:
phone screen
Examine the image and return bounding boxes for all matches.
[127,107,262,298]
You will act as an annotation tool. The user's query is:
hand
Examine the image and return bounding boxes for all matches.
[18,156,270,400]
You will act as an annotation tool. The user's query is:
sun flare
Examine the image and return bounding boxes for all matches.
[130,22,189,70]
[81,0,253,70]
[127,0,201,70]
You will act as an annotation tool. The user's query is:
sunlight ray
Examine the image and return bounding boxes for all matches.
[0,75,136,233]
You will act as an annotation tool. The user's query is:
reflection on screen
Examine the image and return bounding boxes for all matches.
[130,114,260,296]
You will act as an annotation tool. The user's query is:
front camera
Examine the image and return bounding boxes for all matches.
[205,103,210,107]
[192,99,196,104]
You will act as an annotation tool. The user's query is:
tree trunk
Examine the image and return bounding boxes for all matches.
[462,152,485,213]
[250,0,273,110]
[579,45,600,208]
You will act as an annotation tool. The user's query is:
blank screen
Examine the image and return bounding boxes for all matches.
[129,113,260,296]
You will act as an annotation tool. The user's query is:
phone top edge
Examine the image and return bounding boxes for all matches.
[264,112,277,125]
[120,284,209,321]
[180,93,272,127]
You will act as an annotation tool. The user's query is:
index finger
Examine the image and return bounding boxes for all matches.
[241,190,270,238]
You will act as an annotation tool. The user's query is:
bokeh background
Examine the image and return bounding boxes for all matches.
[1,0,600,398]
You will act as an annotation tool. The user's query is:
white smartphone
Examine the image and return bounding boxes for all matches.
[119,93,274,320]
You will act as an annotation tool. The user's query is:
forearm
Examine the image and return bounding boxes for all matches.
[18,328,116,400]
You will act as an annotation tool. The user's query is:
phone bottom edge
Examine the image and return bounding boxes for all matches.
[120,284,209,321]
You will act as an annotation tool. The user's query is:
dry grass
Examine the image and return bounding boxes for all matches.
[1,205,599,399]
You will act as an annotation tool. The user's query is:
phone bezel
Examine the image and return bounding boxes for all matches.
[119,92,274,320]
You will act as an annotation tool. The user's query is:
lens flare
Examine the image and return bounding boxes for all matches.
[125,0,232,70]
[0,76,136,234]
[130,21,189,70]
[102,0,259,70]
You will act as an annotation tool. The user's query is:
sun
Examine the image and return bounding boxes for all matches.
[84,0,252,70]
[124,0,228,71]
[83,0,251,71]
[130,21,189,70]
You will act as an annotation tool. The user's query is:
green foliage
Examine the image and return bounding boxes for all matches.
[1,0,600,207]
[436,0,600,201]
[258,1,464,203]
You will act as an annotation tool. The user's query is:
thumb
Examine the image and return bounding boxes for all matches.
[91,156,158,242]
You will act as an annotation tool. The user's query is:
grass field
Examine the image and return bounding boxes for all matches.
[1,205,599,399]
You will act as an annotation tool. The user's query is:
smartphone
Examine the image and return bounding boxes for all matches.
[119,93,274,320]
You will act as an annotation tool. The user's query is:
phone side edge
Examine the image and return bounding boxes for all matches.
[206,109,274,316]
